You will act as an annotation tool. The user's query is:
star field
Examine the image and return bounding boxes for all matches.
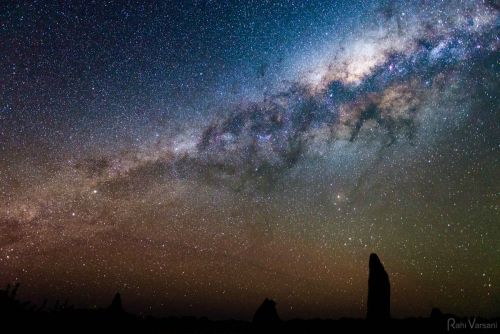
[0,0,499,320]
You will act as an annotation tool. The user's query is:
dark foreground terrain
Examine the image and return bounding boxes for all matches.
[2,254,497,333]
[2,284,497,333]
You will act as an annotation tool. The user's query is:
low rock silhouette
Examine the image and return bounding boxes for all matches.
[430,307,443,319]
[108,292,124,314]
[253,298,281,325]
[367,253,390,320]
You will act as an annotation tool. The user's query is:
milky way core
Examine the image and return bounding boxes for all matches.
[0,0,499,320]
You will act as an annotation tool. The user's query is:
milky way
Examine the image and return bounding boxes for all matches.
[0,1,499,320]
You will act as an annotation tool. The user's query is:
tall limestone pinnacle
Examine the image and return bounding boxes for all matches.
[367,253,390,320]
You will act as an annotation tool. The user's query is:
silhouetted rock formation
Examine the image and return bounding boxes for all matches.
[430,307,443,319]
[253,298,281,325]
[108,292,124,314]
[367,253,390,320]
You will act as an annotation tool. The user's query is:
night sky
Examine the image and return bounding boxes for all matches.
[1,0,499,320]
